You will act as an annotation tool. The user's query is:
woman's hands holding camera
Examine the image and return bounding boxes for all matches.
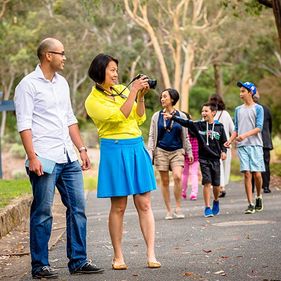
[132,75,149,98]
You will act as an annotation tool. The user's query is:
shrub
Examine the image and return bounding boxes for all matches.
[272,136,281,161]
[9,143,26,159]
[11,169,27,179]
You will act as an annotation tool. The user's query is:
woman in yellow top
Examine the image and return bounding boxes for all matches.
[85,54,160,270]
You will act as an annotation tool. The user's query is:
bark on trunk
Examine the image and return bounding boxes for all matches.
[273,0,281,50]
[0,74,15,138]
[214,63,223,96]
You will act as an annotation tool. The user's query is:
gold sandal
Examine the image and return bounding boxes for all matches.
[147,261,161,268]
[112,259,128,270]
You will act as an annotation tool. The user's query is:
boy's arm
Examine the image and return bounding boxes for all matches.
[220,126,227,160]
[163,112,199,136]
[171,114,190,127]
[236,128,261,142]
[224,131,237,148]
[162,111,189,127]
[225,107,238,147]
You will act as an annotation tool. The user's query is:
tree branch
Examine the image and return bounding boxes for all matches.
[258,0,273,8]
[0,0,10,19]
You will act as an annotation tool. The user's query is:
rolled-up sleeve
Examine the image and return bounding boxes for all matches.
[14,81,34,132]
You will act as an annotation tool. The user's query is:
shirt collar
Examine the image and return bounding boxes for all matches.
[35,64,58,83]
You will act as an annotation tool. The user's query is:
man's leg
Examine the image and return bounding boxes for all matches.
[28,170,57,276]
[262,149,271,192]
[56,160,87,272]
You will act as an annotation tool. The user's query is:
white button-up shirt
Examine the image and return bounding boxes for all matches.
[14,65,78,163]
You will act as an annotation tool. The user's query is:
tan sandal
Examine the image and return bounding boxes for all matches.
[147,261,161,268]
[112,260,128,270]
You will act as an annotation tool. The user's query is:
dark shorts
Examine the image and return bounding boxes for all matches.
[199,159,220,186]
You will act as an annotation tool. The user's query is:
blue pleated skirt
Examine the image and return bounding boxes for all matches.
[97,137,157,198]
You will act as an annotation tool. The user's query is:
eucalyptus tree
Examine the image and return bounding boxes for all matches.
[258,0,281,50]
[0,0,10,19]
[0,0,41,137]
[125,0,279,111]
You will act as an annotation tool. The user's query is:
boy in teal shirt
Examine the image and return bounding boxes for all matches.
[225,81,265,214]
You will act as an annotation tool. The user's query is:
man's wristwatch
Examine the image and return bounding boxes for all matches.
[78,146,87,153]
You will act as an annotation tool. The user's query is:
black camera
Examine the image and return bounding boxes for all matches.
[133,74,157,89]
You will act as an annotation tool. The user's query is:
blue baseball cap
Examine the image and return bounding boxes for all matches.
[237,81,257,95]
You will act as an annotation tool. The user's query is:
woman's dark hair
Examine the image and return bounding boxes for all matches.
[208,94,225,110]
[88,53,118,84]
[160,88,180,106]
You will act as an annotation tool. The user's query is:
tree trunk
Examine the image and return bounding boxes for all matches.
[258,0,281,49]
[273,0,281,50]
[0,74,15,138]
[213,63,223,96]
[180,44,195,113]
[0,0,10,19]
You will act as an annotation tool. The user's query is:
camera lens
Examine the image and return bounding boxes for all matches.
[148,79,157,89]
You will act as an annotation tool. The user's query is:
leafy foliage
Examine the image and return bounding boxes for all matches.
[0,0,280,143]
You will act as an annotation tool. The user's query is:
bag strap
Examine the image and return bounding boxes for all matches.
[217,111,223,121]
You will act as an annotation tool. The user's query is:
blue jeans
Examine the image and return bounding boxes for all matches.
[28,159,87,274]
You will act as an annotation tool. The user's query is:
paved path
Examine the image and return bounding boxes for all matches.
[20,182,281,281]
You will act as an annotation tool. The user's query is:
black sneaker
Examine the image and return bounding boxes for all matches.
[255,197,263,212]
[71,261,104,274]
[245,204,255,214]
[264,188,271,193]
[32,266,58,279]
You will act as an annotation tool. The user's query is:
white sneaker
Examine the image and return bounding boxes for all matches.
[165,212,173,220]
[173,211,185,219]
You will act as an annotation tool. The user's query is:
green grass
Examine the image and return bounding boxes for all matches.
[0,176,97,209]
[230,156,243,182]
[84,176,97,191]
[0,179,31,208]
[271,162,281,177]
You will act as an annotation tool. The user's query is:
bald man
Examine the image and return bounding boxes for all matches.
[14,38,104,279]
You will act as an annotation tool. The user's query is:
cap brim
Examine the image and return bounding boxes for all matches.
[237,81,243,88]
[237,81,253,93]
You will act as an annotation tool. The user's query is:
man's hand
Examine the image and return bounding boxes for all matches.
[29,157,44,176]
[80,151,91,170]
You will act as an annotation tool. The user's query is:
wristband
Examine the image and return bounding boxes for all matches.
[78,146,87,153]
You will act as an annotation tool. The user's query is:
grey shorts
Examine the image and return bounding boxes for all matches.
[154,147,185,171]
